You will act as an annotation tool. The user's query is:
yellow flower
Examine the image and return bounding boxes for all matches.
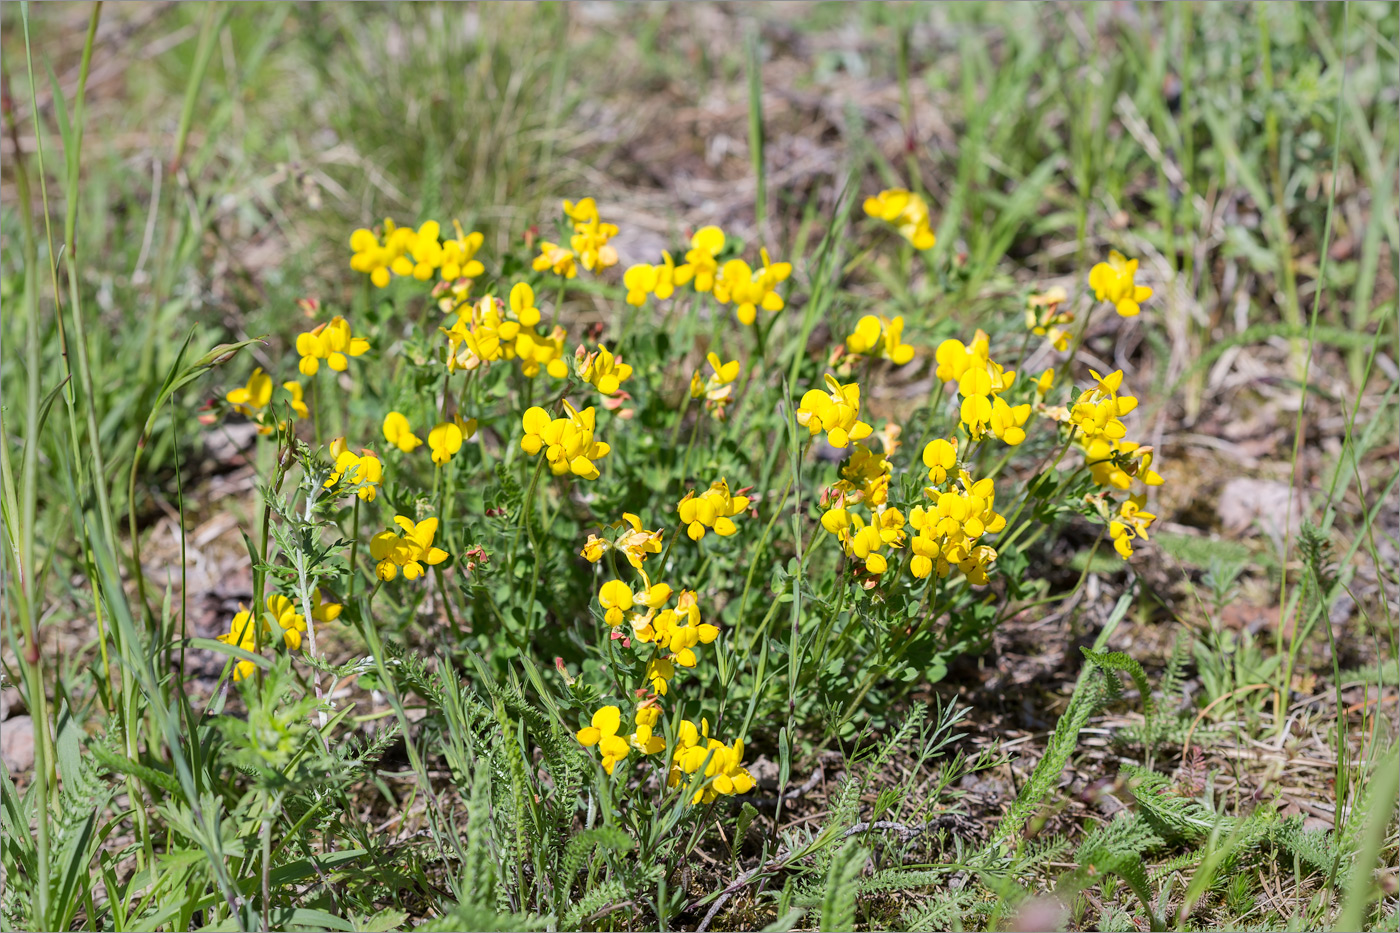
[295,316,371,376]
[575,344,633,396]
[227,368,273,416]
[797,373,873,448]
[575,705,631,774]
[349,220,415,288]
[685,226,726,293]
[1035,368,1055,396]
[827,506,905,575]
[1089,250,1153,317]
[570,215,620,272]
[440,221,486,281]
[907,471,1006,584]
[532,241,578,278]
[442,296,519,373]
[1069,371,1139,456]
[1110,494,1156,558]
[690,352,740,419]
[283,381,310,420]
[713,248,791,326]
[989,396,1032,446]
[325,448,383,501]
[515,326,570,379]
[370,516,450,581]
[624,251,694,306]
[651,590,718,667]
[397,220,444,280]
[508,282,541,327]
[265,594,308,651]
[216,604,260,681]
[581,513,663,570]
[520,400,611,479]
[1025,287,1074,351]
[1084,438,1164,491]
[938,335,1017,442]
[563,197,600,224]
[310,589,341,624]
[845,314,915,365]
[922,438,958,486]
[597,574,672,627]
[645,657,676,696]
[383,411,423,453]
[827,443,893,509]
[629,719,668,756]
[863,188,936,250]
[668,719,755,803]
[677,478,750,541]
[428,416,478,466]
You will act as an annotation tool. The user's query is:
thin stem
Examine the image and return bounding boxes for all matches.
[347,497,361,602]
[520,454,548,640]
[260,794,274,932]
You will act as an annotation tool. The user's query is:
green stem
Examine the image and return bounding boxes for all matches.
[347,497,361,602]
[520,454,548,639]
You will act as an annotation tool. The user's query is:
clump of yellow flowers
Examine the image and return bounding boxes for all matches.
[520,401,611,479]
[533,198,620,279]
[370,516,450,582]
[296,316,371,376]
[1089,249,1154,317]
[216,592,335,681]
[350,219,486,288]
[212,181,1170,836]
[621,224,793,328]
[932,330,1030,445]
[677,478,750,541]
[797,374,874,449]
[863,188,937,250]
[845,314,916,366]
[577,534,752,799]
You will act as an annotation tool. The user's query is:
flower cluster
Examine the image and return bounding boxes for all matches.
[624,251,691,305]
[581,513,664,570]
[908,471,1006,585]
[535,198,620,278]
[623,226,792,326]
[574,343,633,396]
[934,331,1029,445]
[1089,250,1153,318]
[580,559,737,784]
[350,219,486,288]
[216,591,339,681]
[863,188,937,250]
[844,314,916,365]
[296,316,371,376]
[370,516,450,581]
[325,444,383,501]
[677,478,750,541]
[713,248,792,326]
[225,368,308,434]
[819,441,906,577]
[577,487,749,791]
[690,352,741,420]
[1064,369,1164,559]
[797,373,874,449]
[668,718,756,804]
[575,705,665,775]
[520,401,611,479]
